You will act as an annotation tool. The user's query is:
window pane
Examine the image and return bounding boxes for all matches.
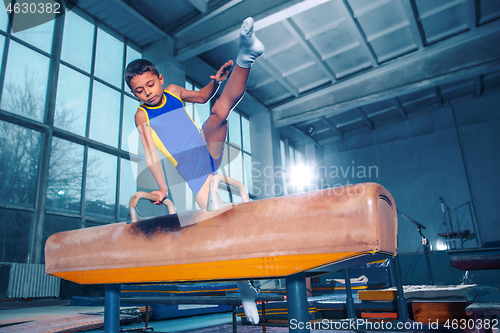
[228,111,241,146]
[42,214,80,262]
[95,28,124,87]
[232,193,242,203]
[184,82,193,119]
[220,143,229,176]
[125,45,141,89]
[89,81,120,147]
[219,188,230,203]
[242,116,251,153]
[243,153,253,194]
[54,64,90,136]
[186,183,193,211]
[0,6,8,32]
[85,148,117,218]
[280,140,286,171]
[122,95,140,152]
[0,120,41,206]
[126,45,141,69]
[12,15,54,54]
[0,37,5,70]
[1,41,50,121]
[85,220,107,228]
[0,208,32,263]
[289,147,295,169]
[61,10,94,73]
[229,146,243,183]
[194,101,210,129]
[295,150,303,165]
[46,138,84,212]
[119,158,138,220]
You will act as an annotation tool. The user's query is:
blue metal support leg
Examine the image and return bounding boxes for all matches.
[104,284,121,333]
[344,269,356,319]
[390,256,408,321]
[286,272,310,333]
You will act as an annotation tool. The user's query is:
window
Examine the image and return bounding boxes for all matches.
[0,120,42,206]
[0,9,142,265]
[89,81,121,147]
[183,79,253,209]
[61,10,94,73]
[94,27,124,88]
[54,64,90,136]
[1,40,50,121]
[85,148,117,218]
[46,138,84,213]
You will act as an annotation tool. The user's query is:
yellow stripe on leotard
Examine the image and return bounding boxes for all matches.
[138,105,178,167]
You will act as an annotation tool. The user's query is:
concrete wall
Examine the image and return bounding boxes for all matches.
[453,92,500,247]
[314,91,500,287]
[249,111,284,199]
[321,92,500,254]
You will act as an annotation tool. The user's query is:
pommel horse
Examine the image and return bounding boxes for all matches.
[45,176,399,333]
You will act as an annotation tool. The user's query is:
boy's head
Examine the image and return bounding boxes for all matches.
[125,59,165,106]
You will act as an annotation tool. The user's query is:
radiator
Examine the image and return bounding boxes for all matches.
[4,263,60,298]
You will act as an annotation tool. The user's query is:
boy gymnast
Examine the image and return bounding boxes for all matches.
[125,17,264,324]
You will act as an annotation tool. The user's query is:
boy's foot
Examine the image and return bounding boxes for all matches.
[236,17,265,69]
[236,281,259,324]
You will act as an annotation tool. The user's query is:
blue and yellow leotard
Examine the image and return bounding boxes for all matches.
[138,89,222,196]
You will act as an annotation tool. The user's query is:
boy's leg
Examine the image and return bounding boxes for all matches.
[195,174,212,210]
[202,17,264,159]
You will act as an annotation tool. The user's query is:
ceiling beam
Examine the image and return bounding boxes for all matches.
[259,58,300,97]
[322,116,344,138]
[394,97,408,120]
[174,0,330,62]
[468,0,477,31]
[107,0,169,38]
[175,0,244,36]
[282,18,337,83]
[434,86,444,107]
[401,0,426,49]
[474,75,482,97]
[357,107,374,130]
[272,21,500,127]
[335,0,378,68]
[291,125,323,150]
[186,0,208,13]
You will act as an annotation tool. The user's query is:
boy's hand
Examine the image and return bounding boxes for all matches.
[151,189,169,205]
[210,60,233,82]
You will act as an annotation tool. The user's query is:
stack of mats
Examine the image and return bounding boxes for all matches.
[70,282,239,320]
[121,282,238,320]
[315,293,397,320]
[238,297,322,324]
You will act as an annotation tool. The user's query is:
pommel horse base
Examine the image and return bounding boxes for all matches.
[45,178,399,332]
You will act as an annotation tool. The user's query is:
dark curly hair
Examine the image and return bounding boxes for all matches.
[124,59,160,90]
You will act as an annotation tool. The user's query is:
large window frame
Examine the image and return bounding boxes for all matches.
[0,7,142,264]
[184,79,253,210]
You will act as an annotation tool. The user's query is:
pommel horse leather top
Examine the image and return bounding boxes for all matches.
[45,183,397,285]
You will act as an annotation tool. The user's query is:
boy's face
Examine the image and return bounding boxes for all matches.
[130,71,164,106]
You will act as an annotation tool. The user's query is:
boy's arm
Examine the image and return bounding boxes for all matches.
[167,60,233,104]
[135,110,169,205]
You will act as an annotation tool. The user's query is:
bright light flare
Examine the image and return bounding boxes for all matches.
[289,164,315,189]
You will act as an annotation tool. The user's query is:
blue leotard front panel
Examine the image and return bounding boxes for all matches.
[139,90,222,195]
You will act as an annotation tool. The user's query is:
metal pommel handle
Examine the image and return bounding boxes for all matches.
[127,191,176,224]
[206,174,249,211]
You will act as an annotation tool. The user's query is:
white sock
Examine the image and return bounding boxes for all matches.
[236,281,259,324]
[236,17,265,69]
